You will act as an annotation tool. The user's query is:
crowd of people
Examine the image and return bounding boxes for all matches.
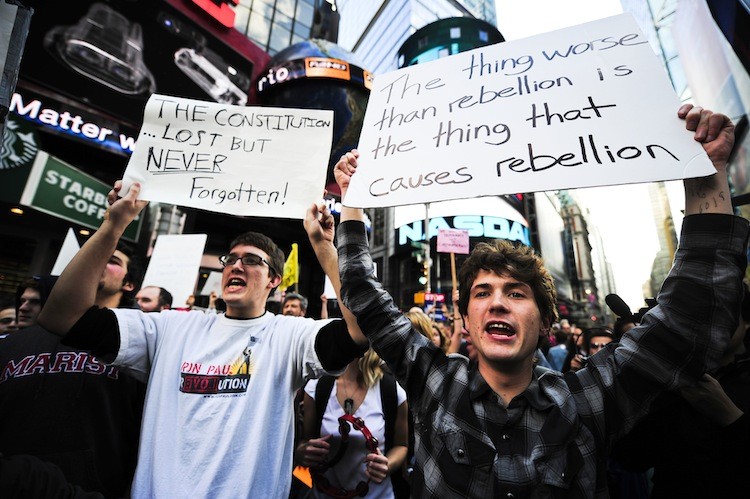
[0,104,747,498]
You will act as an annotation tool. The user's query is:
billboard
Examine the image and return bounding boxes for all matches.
[17,0,269,140]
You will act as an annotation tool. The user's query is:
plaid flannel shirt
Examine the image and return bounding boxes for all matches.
[338,214,748,498]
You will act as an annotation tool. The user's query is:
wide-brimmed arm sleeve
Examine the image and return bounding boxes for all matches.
[572,214,749,443]
[337,220,442,403]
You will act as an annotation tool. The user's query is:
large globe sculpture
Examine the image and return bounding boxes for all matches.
[256,39,371,195]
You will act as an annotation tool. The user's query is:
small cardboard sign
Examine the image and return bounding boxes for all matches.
[437,228,470,254]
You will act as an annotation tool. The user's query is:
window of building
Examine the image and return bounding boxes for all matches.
[479,30,488,42]
[450,27,461,39]
[252,0,275,19]
[247,11,272,47]
[276,0,296,17]
[293,20,310,39]
[296,0,315,24]
[270,24,292,53]
[274,10,294,31]
[234,5,250,33]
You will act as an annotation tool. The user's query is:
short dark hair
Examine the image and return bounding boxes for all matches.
[158,287,174,308]
[116,241,143,308]
[458,240,557,327]
[283,292,308,312]
[228,232,285,280]
[584,326,614,346]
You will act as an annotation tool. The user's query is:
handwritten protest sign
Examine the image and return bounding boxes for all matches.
[437,229,470,254]
[345,14,715,208]
[122,95,333,219]
[142,233,207,308]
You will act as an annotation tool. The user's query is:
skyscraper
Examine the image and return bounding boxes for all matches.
[335,0,497,74]
[233,0,319,55]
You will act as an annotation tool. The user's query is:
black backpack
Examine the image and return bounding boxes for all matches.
[313,373,409,498]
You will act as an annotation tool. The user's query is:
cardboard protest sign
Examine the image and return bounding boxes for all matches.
[345,14,715,208]
[122,95,334,219]
[142,233,207,308]
[437,229,470,254]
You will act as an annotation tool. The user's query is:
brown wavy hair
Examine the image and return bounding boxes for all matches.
[457,240,557,327]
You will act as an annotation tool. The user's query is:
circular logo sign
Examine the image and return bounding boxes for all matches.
[1,115,39,171]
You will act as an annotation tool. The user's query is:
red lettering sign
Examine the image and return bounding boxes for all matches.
[191,0,238,28]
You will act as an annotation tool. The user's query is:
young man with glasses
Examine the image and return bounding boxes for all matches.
[38,183,368,497]
[335,105,747,497]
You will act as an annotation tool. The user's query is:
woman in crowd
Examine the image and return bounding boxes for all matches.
[296,348,409,498]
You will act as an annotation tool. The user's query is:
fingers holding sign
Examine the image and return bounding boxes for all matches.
[334,149,359,196]
[679,105,735,216]
[105,180,148,232]
[678,104,735,172]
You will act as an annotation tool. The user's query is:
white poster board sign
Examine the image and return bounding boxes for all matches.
[51,228,81,275]
[122,95,334,219]
[200,271,223,297]
[345,14,715,208]
[323,275,336,300]
[142,234,207,307]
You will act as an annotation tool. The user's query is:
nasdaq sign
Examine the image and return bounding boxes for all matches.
[398,216,530,246]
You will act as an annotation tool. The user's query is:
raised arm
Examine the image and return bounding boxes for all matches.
[303,201,367,347]
[38,181,148,336]
[579,107,748,441]
[681,104,735,215]
[335,151,441,401]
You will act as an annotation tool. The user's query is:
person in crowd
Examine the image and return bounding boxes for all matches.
[135,285,173,312]
[567,327,616,373]
[560,327,588,373]
[432,322,452,352]
[546,319,572,370]
[283,292,308,317]
[297,348,409,498]
[406,309,446,352]
[0,299,18,337]
[15,277,43,329]
[0,248,146,498]
[611,284,750,496]
[334,104,745,496]
[37,182,368,498]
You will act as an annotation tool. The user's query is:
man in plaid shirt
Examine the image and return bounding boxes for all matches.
[335,105,747,497]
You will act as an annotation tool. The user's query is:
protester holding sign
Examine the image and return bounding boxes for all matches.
[335,104,746,497]
[38,182,368,497]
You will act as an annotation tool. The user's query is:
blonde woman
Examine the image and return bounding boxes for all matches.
[297,349,409,498]
[405,310,452,353]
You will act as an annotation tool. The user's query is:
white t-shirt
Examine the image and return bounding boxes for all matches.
[304,377,407,499]
[112,308,336,498]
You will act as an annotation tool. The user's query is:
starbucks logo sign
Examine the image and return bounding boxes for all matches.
[1,116,39,170]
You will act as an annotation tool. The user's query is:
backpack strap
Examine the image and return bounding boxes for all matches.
[314,376,336,438]
[379,372,398,453]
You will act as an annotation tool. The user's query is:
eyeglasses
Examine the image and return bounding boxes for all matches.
[219,253,276,276]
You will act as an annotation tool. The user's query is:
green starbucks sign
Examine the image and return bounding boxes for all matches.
[20,152,142,241]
